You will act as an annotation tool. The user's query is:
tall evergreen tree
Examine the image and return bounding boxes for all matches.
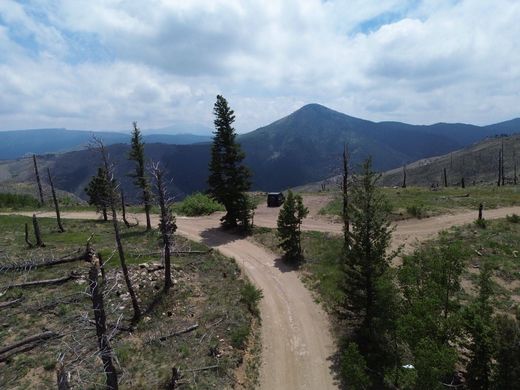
[342,158,399,388]
[85,167,111,221]
[277,190,308,263]
[151,162,177,290]
[493,313,520,389]
[129,122,152,231]
[208,95,251,229]
[465,262,495,390]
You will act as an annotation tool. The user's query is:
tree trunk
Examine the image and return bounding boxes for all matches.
[443,168,448,187]
[461,177,465,189]
[514,150,517,185]
[121,190,131,228]
[56,356,71,390]
[32,154,45,206]
[153,165,174,290]
[87,248,119,390]
[497,149,502,187]
[167,367,180,389]
[102,207,108,221]
[343,144,350,249]
[95,136,140,322]
[478,203,483,220]
[402,164,407,188]
[144,192,152,231]
[32,214,45,247]
[111,203,141,322]
[47,168,65,232]
[24,223,33,248]
[501,140,505,186]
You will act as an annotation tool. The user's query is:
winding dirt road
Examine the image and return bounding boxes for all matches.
[5,199,520,389]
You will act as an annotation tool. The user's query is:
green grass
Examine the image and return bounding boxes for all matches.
[0,215,258,389]
[319,186,520,220]
[0,193,39,209]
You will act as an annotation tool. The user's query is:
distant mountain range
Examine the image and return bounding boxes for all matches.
[0,128,212,160]
[1,104,519,199]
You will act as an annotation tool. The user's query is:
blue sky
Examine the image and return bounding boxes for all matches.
[0,0,519,133]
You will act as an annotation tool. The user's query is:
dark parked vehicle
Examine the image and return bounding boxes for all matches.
[267,192,285,207]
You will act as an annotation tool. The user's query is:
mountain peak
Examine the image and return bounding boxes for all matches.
[296,103,334,114]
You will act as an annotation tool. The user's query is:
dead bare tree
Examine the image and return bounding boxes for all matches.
[461,155,465,188]
[151,162,177,290]
[501,139,505,186]
[32,154,45,206]
[47,168,65,232]
[514,149,518,185]
[32,213,45,247]
[120,190,131,228]
[86,246,119,390]
[342,144,350,250]
[497,147,503,187]
[92,137,141,323]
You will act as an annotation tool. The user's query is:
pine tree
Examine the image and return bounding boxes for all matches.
[129,122,152,231]
[276,191,308,263]
[398,238,466,388]
[208,95,251,229]
[465,262,495,390]
[493,314,520,389]
[151,162,177,290]
[341,158,399,386]
[85,167,111,221]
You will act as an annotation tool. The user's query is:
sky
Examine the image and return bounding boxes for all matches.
[0,0,519,134]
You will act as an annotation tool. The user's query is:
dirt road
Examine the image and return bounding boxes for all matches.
[6,201,520,389]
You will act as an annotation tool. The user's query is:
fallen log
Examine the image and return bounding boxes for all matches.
[0,253,87,273]
[0,297,24,309]
[5,273,80,290]
[150,323,199,343]
[185,364,219,373]
[0,331,60,356]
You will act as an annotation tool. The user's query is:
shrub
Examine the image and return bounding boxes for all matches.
[341,342,371,389]
[406,205,425,219]
[173,193,224,216]
[240,282,263,317]
[506,214,520,223]
[475,218,487,229]
[0,193,39,209]
[230,323,250,349]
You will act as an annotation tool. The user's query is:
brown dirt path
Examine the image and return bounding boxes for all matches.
[5,201,520,389]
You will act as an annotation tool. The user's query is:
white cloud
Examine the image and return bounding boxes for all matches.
[0,0,519,132]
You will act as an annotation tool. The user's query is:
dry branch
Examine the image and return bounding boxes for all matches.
[150,323,199,343]
[0,252,87,273]
[5,273,80,289]
[185,364,219,373]
[0,296,24,309]
[0,331,60,356]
